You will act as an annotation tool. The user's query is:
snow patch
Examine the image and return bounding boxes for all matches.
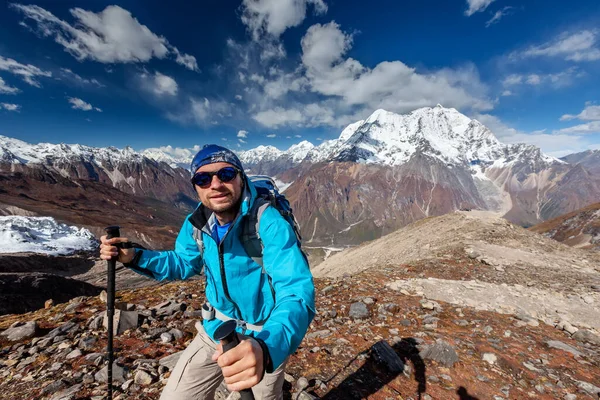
[0,216,96,255]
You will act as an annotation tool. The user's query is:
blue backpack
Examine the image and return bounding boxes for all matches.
[240,175,304,268]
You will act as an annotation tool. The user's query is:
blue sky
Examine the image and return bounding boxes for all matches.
[0,0,599,157]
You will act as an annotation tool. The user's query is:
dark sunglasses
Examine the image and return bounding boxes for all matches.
[191,166,240,188]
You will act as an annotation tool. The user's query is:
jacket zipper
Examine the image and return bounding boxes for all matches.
[216,220,243,319]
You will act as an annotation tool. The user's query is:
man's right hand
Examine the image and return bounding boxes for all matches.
[100,236,136,263]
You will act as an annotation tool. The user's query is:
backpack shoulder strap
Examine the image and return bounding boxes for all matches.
[240,198,270,269]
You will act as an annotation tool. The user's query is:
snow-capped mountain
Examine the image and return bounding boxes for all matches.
[239,105,560,173]
[0,135,196,208]
[0,216,96,255]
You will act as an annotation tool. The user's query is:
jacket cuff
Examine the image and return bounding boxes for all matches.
[254,337,274,375]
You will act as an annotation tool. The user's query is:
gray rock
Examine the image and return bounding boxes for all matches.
[49,383,82,400]
[169,329,184,340]
[363,297,375,305]
[371,341,405,373]
[103,310,139,335]
[419,340,459,368]
[49,362,63,372]
[159,351,183,370]
[306,330,332,340]
[64,301,81,313]
[66,349,82,359]
[37,337,53,348]
[297,391,318,400]
[46,321,77,339]
[0,321,38,341]
[78,336,97,351]
[154,301,186,317]
[94,363,126,383]
[134,370,154,386]
[295,376,310,391]
[572,329,600,345]
[88,315,104,330]
[161,332,174,343]
[321,285,334,294]
[349,302,369,319]
[564,394,577,400]
[454,320,469,327]
[577,380,600,396]
[378,303,399,314]
[546,341,583,357]
[41,380,67,395]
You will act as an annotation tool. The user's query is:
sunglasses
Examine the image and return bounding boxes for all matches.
[191,166,240,188]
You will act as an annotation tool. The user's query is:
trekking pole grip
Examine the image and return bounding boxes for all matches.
[105,225,120,400]
[215,320,255,400]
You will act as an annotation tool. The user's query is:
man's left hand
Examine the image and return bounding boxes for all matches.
[212,336,264,392]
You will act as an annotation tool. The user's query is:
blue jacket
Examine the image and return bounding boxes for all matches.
[128,178,315,370]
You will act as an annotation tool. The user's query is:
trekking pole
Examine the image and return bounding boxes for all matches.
[104,225,120,400]
[215,320,255,400]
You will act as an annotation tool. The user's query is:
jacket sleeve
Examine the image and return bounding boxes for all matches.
[255,206,316,370]
[128,216,202,281]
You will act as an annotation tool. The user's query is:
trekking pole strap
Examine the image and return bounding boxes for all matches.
[202,302,264,332]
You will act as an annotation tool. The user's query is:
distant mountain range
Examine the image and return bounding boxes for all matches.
[1,105,599,247]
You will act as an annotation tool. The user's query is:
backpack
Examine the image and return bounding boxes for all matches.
[240,175,304,268]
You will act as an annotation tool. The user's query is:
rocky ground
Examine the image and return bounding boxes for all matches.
[1,211,599,399]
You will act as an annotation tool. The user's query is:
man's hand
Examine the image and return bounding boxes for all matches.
[99,235,136,263]
[212,336,264,392]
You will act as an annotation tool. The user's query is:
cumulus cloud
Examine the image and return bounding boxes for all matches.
[0,77,20,94]
[11,4,199,71]
[512,30,600,62]
[67,97,102,112]
[465,0,496,16]
[0,103,21,111]
[557,103,600,135]
[0,55,52,87]
[237,130,248,138]
[485,6,513,27]
[240,0,327,41]
[474,113,591,157]
[140,71,178,96]
[59,68,104,87]
[560,104,600,121]
[266,134,276,138]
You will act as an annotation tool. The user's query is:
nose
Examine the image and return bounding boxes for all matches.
[208,174,225,189]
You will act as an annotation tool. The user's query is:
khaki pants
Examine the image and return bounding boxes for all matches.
[160,323,287,400]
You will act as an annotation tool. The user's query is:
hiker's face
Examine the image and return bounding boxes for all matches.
[194,162,243,214]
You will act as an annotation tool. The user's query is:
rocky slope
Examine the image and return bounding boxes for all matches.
[530,202,600,251]
[561,149,600,175]
[1,212,599,399]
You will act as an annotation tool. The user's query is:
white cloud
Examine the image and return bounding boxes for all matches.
[474,113,592,156]
[554,121,600,135]
[0,77,20,94]
[486,6,512,27]
[0,103,21,111]
[0,55,52,87]
[240,0,327,41]
[294,134,302,138]
[298,22,492,112]
[235,94,243,100]
[465,0,496,16]
[253,107,304,127]
[67,97,101,112]
[143,145,198,160]
[266,134,276,138]
[11,4,199,71]
[59,68,104,87]
[167,97,232,127]
[502,68,582,89]
[140,71,178,96]
[560,104,600,121]
[557,103,600,135]
[501,90,512,96]
[513,30,600,62]
[237,130,248,138]
[239,138,246,143]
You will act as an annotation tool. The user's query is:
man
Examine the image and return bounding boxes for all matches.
[100,144,315,400]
